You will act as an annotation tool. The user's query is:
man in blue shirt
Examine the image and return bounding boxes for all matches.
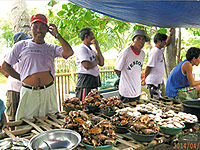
[165,47,200,101]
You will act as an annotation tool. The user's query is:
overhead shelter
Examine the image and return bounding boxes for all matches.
[68,0,200,28]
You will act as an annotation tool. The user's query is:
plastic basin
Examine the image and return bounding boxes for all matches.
[157,124,185,135]
[82,140,115,150]
[184,121,198,129]
[86,105,100,112]
[63,106,83,112]
[114,126,128,133]
[180,99,200,120]
[101,108,116,116]
[128,130,157,142]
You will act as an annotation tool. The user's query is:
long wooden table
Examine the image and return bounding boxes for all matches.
[0,111,199,150]
[0,96,199,149]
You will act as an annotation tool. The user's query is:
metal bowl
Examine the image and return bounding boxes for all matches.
[28,129,81,150]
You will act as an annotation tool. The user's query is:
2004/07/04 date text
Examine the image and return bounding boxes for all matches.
[174,142,200,149]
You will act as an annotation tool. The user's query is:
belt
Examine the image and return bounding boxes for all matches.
[22,80,54,90]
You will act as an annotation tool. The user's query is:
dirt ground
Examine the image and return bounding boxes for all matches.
[149,128,200,150]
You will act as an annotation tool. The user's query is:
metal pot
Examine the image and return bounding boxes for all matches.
[28,129,81,150]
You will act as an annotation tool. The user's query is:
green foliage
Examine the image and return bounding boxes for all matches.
[0,0,172,55]
[1,0,199,74]
[157,28,167,34]
[185,28,200,36]
[46,1,154,53]
[0,74,7,84]
[0,3,48,51]
[47,0,58,7]
[185,37,200,48]
[0,15,14,49]
[55,57,77,73]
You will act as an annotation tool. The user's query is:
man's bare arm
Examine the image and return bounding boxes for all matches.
[2,61,20,80]
[144,66,152,79]
[81,60,99,70]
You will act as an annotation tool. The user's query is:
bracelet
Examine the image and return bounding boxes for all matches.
[55,32,60,39]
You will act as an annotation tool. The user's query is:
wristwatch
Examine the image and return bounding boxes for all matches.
[55,32,60,38]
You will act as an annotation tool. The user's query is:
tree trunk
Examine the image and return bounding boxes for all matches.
[177,28,182,64]
[165,31,177,76]
[11,0,31,36]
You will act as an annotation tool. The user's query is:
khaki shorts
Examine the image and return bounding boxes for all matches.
[6,91,20,121]
[16,83,58,121]
[175,86,198,102]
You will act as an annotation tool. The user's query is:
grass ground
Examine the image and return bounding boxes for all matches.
[0,74,7,84]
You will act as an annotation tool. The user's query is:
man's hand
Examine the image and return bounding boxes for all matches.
[90,38,104,66]
[91,39,98,45]
[166,28,175,46]
[169,28,175,35]
[48,23,73,59]
[48,23,59,36]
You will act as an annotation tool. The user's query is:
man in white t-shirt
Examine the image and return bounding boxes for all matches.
[144,28,174,98]
[74,27,104,101]
[114,29,150,103]
[2,14,73,121]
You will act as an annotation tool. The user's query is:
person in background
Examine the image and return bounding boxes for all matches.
[0,99,8,131]
[74,27,104,101]
[2,32,31,125]
[114,29,150,103]
[2,14,73,121]
[144,28,174,98]
[165,47,200,101]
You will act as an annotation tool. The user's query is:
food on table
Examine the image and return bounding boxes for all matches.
[110,111,134,127]
[157,118,184,128]
[99,96,125,111]
[83,89,104,107]
[62,97,83,108]
[129,114,160,135]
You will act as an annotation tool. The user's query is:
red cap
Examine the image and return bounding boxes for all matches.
[30,14,48,24]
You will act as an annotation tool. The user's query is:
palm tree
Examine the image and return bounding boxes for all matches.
[11,0,31,36]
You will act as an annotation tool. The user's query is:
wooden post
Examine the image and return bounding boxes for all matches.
[61,76,64,111]
[177,27,181,64]
[57,76,61,111]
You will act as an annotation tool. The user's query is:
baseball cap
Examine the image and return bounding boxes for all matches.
[132,29,150,42]
[13,32,32,43]
[30,14,48,24]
